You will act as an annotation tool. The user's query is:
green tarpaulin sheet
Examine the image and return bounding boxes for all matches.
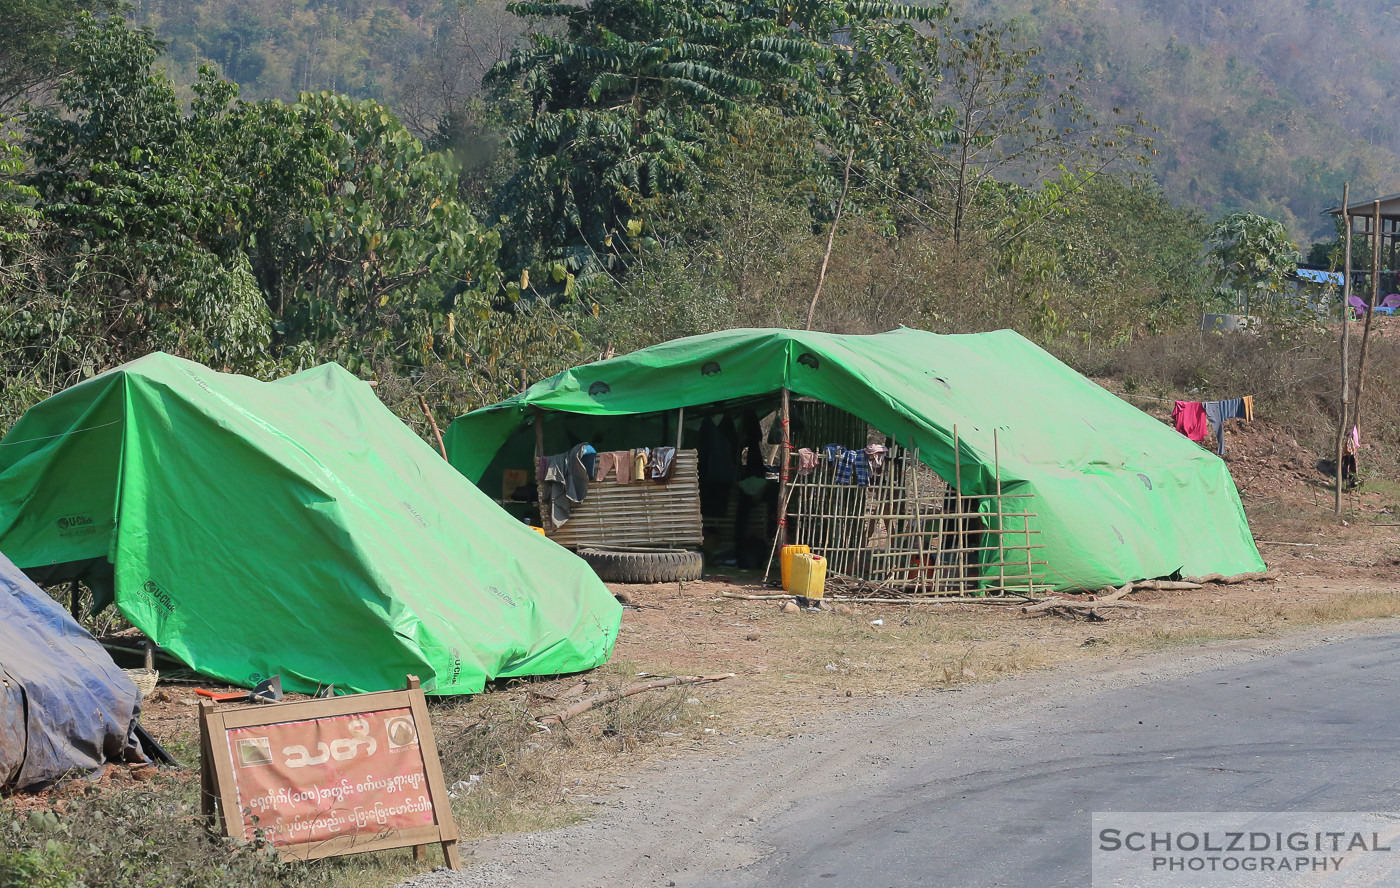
[444,328,1264,590]
[0,353,621,695]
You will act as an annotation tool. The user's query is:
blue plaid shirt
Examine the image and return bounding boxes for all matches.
[833,448,870,486]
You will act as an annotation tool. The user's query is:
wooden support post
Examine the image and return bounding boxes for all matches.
[909,443,928,593]
[406,675,428,864]
[69,579,82,624]
[675,406,685,450]
[1354,199,1383,441]
[534,408,547,529]
[953,424,964,591]
[993,429,1004,596]
[198,700,217,820]
[778,388,791,548]
[1335,182,1352,514]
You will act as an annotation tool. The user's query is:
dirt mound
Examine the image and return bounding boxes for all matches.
[1219,419,1321,499]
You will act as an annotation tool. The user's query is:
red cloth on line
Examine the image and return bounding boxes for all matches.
[1172,401,1208,442]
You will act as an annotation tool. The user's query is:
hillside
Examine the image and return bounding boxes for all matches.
[129,0,1399,243]
[960,0,1400,240]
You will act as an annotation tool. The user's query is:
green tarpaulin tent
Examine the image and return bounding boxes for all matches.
[0,353,621,695]
[444,328,1264,590]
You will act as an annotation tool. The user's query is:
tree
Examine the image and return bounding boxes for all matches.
[0,0,122,112]
[13,14,501,406]
[894,21,1154,250]
[485,0,938,286]
[1207,211,1300,314]
[22,16,272,375]
[227,93,501,374]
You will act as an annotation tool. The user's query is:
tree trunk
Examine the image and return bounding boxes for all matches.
[805,148,854,331]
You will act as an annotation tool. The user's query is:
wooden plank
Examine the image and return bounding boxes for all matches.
[282,826,448,861]
[199,702,216,820]
[550,450,702,548]
[216,691,416,728]
[406,675,461,869]
[204,707,239,836]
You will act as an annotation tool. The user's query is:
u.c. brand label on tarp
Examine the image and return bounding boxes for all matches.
[225,708,433,846]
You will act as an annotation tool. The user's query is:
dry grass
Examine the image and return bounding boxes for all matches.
[420,663,722,841]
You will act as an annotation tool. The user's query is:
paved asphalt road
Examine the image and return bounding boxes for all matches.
[715,632,1400,888]
[405,629,1400,888]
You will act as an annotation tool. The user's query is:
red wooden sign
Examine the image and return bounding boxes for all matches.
[200,678,459,867]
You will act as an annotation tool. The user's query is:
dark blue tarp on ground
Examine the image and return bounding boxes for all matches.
[1,549,146,790]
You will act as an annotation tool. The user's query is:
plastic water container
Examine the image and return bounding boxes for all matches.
[530,526,547,536]
[790,553,827,599]
[781,544,810,590]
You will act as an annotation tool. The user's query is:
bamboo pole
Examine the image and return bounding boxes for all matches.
[994,429,1004,596]
[1353,199,1383,444]
[418,395,448,460]
[762,472,799,585]
[1335,182,1352,513]
[873,543,1043,556]
[778,388,791,547]
[534,407,548,530]
[910,444,929,593]
[955,428,969,592]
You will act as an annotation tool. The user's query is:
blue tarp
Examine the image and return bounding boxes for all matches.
[1296,268,1344,286]
[1,549,146,790]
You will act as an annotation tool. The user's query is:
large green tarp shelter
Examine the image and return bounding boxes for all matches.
[0,353,621,695]
[445,328,1264,590]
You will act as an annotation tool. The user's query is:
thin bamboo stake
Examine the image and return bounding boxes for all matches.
[828,596,1030,605]
[1335,182,1352,513]
[418,395,448,460]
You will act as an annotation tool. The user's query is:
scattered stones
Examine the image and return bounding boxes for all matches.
[781,601,801,614]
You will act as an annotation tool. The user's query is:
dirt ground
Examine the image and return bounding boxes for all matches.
[10,413,1400,888]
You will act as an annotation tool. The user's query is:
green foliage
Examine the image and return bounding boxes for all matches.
[0,0,122,112]
[1207,211,1300,314]
[0,844,77,888]
[485,0,940,281]
[957,0,1394,241]
[2,14,511,429]
[895,20,1153,250]
[21,17,272,378]
[0,3,1231,448]
[234,92,501,372]
[0,781,293,888]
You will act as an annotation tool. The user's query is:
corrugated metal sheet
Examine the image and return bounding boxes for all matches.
[548,450,703,549]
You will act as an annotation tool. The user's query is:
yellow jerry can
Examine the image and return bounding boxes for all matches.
[789,553,827,599]
[781,544,810,590]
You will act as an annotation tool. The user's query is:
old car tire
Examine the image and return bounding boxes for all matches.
[577,546,704,584]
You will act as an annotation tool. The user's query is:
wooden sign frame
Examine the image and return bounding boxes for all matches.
[199,676,460,868]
